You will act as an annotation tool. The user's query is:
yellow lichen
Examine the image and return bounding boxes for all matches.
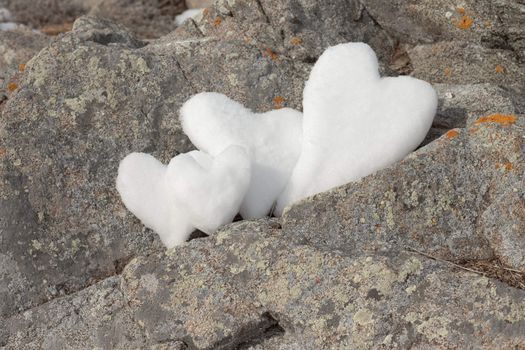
[474,114,516,126]
[444,67,452,77]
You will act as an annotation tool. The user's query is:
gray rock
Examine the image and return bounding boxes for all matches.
[2,276,147,349]
[0,29,50,107]
[88,0,186,39]
[0,0,398,319]
[0,0,187,38]
[9,223,524,349]
[361,0,525,60]
[408,41,525,88]
[186,0,212,9]
[423,83,521,144]
[1,0,525,348]
[283,122,525,269]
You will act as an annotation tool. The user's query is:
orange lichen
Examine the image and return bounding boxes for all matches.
[0,148,6,157]
[290,37,302,45]
[455,15,474,29]
[263,48,278,60]
[495,64,505,74]
[444,67,452,77]
[18,63,26,72]
[446,129,459,139]
[40,22,73,35]
[273,96,285,109]
[456,7,466,15]
[7,82,18,92]
[496,162,514,171]
[474,114,516,126]
[212,16,222,27]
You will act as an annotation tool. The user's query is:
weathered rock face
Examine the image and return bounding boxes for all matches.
[1,0,525,348]
[0,0,187,38]
[361,0,525,60]
[283,122,525,268]
[4,223,525,349]
[0,29,50,107]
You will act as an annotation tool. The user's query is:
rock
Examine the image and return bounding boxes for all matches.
[0,17,190,318]
[186,0,212,9]
[88,0,186,39]
[408,41,524,88]
[2,276,147,349]
[185,0,395,64]
[361,0,525,60]
[283,122,525,269]
[0,29,50,108]
[423,83,521,144]
[9,222,525,348]
[0,0,395,318]
[1,0,525,348]
[0,0,187,38]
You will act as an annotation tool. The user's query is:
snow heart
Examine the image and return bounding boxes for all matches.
[276,43,438,215]
[116,147,250,248]
[180,92,302,219]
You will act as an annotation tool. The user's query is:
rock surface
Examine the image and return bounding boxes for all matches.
[4,222,525,349]
[1,0,524,348]
[0,0,187,38]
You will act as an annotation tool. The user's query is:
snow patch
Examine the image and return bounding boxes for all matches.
[175,9,204,26]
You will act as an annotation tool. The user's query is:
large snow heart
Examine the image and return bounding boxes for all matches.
[181,92,302,219]
[276,43,438,215]
[116,146,250,248]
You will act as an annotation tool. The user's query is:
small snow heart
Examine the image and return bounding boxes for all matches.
[181,92,302,219]
[116,146,250,248]
[276,43,438,215]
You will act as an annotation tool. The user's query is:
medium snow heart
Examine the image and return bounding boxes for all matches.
[116,146,250,248]
[180,92,302,219]
[276,43,438,215]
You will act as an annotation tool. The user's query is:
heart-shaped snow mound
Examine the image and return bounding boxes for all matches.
[116,146,250,248]
[276,43,438,215]
[181,92,302,219]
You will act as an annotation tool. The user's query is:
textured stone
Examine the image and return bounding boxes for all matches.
[423,83,521,144]
[0,0,187,38]
[0,29,49,107]
[2,276,147,349]
[9,222,519,349]
[1,0,525,348]
[361,0,525,60]
[408,41,525,87]
[283,122,525,268]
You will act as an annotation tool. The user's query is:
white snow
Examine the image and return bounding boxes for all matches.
[275,42,438,215]
[0,8,13,22]
[175,9,204,26]
[116,146,250,248]
[0,22,19,31]
[180,92,302,219]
